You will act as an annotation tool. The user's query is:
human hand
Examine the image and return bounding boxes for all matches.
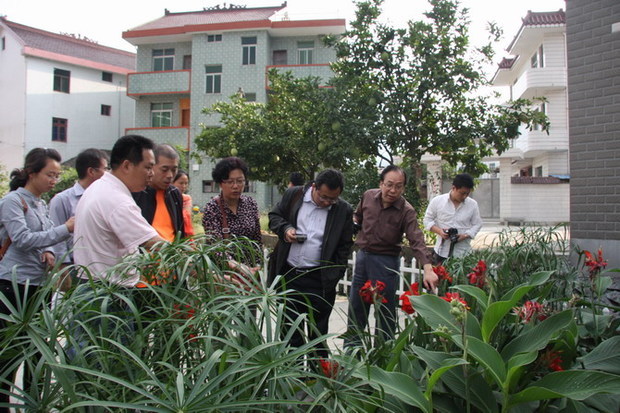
[65,216,75,233]
[284,227,297,243]
[423,264,438,294]
[41,251,56,268]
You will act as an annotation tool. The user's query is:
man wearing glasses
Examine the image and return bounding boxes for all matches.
[269,168,353,358]
[345,165,438,347]
[50,148,109,289]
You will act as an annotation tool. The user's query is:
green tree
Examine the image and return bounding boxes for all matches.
[326,0,548,206]
[195,70,363,191]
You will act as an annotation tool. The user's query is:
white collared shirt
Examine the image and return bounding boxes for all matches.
[287,188,330,268]
[423,192,483,258]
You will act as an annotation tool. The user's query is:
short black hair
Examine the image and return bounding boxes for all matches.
[289,172,304,186]
[76,148,108,179]
[154,144,179,163]
[10,148,62,190]
[174,170,189,183]
[452,173,475,189]
[380,165,407,185]
[211,157,249,183]
[110,135,155,170]
[314,168,344,191]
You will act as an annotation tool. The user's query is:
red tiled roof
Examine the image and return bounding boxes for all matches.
[2,17,135,72]
[498,57,516,69]
[521,10,566,26]
[125,4,286,36]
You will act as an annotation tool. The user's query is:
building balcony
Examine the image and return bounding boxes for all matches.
[127,70,191,97]
[512,67,566,100]
[124,126,191,149]
[265,64,333,87]
[514,129,568,158]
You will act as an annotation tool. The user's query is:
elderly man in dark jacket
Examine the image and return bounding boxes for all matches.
[269,168,353,357]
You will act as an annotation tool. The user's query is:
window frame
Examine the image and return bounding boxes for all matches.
[152,48,175,71]
[53,68,71,93]
[150,102,174,127]
[205,65,222,94]
[101,104,111,116]
[241,36,257,65]
[102,71,113,82]
[52,117,68,142]
[298,41,314,65]
[207,34,222,42]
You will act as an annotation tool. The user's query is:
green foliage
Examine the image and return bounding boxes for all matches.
[0,163,8,197]
[42,166,78,203]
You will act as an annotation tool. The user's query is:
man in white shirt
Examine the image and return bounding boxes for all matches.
[424,173,483,263]
[73,135,165,286]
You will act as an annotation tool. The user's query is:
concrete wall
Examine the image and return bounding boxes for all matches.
[567,0,620,270]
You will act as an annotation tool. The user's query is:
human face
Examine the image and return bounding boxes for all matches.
[125,149,155,192]
[151,155,179,191]
[173,174,189,194]
[90,158,109,182]
[220,168,246,202]
[380,170,406,207]
[311,183,342,208]
[27,158,62,197]
[450,186,472,204]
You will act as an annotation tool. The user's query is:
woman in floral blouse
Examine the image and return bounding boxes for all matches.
[202,157,262,264]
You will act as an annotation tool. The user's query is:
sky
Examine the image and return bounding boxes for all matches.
[1,0,566,74]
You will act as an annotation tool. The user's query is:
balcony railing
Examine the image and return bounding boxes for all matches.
[512,67,567,100]
[265,64,334,87]
[127,70,191,97]
[124,126,190,149]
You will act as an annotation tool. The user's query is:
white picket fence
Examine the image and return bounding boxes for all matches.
[261,249,421,297]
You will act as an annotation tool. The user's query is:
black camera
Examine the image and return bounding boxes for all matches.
[295,233,307,243]
[353,222,362,235]
[445,228,459,243]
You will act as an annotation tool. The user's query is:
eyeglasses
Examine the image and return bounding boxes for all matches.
[45,172,62,181]
[381,181,404,191]
[222,179,246,187]
[317,194,339,205]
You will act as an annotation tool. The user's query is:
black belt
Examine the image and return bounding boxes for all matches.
[293,266,320,275]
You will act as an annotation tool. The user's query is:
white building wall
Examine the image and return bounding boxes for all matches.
[0,29,27,171]
[23,58,134,162]
[503,183,569,223]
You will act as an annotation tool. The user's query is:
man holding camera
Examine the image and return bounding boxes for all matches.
[424,173,483,264]
[268,168,353,357]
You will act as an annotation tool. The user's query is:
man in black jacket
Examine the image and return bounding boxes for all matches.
[132,144,185,245]
[269,168,353,357]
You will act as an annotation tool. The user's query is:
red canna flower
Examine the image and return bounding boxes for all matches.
[540,349,564,372]
[359,280,388,304]
[467,260,487,288]
[514,300,547,323]
[584,249,607,279]
[441,292,469,308]
[319,358,340,378]
[173,303,198,341]
[433,265,452,283]
[399,282,420,314]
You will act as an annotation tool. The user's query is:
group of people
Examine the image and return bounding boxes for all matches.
[0,134,482,409]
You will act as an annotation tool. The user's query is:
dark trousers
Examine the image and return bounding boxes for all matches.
[345,250,400,347]
[0,280,41,413]
[282,266,336,359]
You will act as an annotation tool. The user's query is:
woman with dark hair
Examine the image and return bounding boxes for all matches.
[202,157,262,263]
[172,170,195,237]
[0,148,74,412]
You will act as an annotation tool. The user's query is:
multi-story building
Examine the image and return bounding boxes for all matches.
[567,0,620,271]
[0,17,136,171]
[122,3,345,210]
[490,10,569,224]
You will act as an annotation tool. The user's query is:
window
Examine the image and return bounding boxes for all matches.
[205,65,222,94]
[101,104,111,116]
[531,44,544,68]
[152,48,175,71]
[2,37,5,51]
[202,180,218,193]
[244,92,257,102]
[298,41,314,64]
[533,102,547,131]
[53,69,70,93]
[535,166,543,177]
[207,34,222,42]
[183,55,192,70]
[52,118,68,142]
[151,103,173,127]
[242,37,257,65]
[102,72,113,82]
